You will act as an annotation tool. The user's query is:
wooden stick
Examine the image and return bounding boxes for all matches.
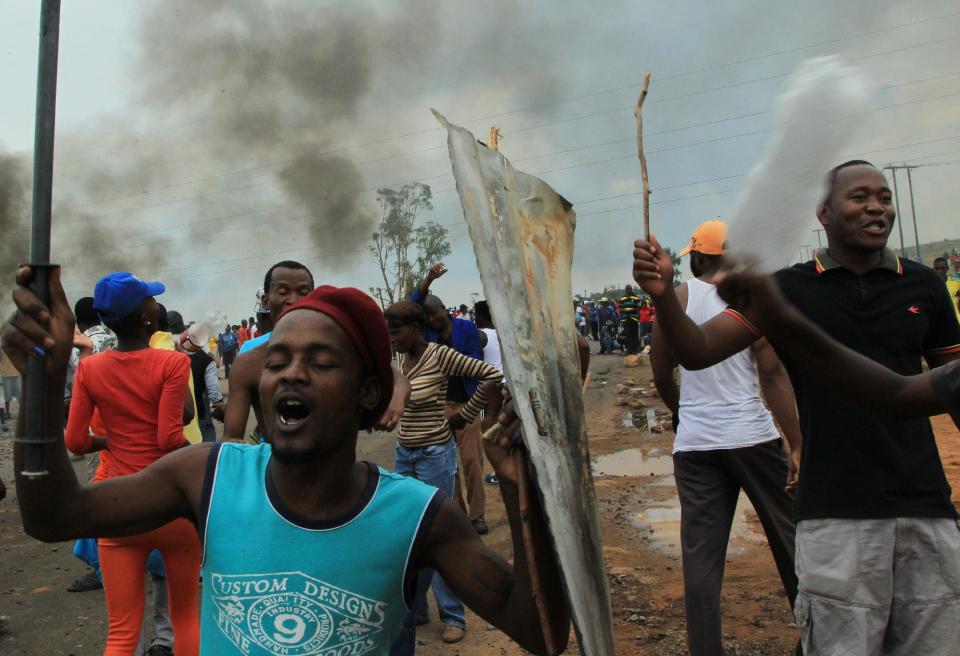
[481,417,558,654]
[515,448,559,656]
[635,71,652,239]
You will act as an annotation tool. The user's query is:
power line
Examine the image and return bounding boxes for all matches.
[60,130,960,293]
[59,128,960,268]
[59,43,960,229]
[51,65,960,242]
[54,124,960,268]
[58,12,960,214]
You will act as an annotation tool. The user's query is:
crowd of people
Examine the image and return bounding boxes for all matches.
[575,288,655,356]
[0,159,958,656]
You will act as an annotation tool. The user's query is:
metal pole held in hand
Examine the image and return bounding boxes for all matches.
[20,0,63,478]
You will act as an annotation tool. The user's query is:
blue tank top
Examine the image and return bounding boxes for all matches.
[238,332,271,355]
[200,443,441,655]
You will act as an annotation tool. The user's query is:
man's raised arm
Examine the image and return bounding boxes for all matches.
[411,262,447,304]
[633,236,755,369]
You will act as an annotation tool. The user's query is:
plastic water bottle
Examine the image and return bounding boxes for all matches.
[180,310,228,353]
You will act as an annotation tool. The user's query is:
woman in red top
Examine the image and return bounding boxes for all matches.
[65,272,200,656]
[638,298,655,347]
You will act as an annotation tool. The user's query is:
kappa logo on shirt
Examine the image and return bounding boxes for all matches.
[907,305,921,315]
[210,571,387,655]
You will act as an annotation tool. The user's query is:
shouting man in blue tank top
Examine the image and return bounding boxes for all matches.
[3,268,571,656]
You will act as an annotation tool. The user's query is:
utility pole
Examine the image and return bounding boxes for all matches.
[883,166,907,258]
[813,229,824,248]
[486,126,502,151]
[884,164,922,261]
[905,166,921,261]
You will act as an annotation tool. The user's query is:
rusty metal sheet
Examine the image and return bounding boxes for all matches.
[433,109,615,656]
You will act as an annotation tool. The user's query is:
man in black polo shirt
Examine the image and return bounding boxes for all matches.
[632,160,960,654]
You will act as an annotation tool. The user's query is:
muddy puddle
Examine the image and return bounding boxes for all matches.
[592,447,673,477]
[594,446,768,557]
[632,494,767,556]
[619,409,670,432]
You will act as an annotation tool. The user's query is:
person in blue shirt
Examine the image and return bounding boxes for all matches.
[2,268,570,656]
[217,325,239,377]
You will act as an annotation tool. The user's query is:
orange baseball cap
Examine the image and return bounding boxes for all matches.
[679,219,727,256]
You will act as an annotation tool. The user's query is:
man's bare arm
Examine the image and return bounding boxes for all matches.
[753,338,802,491]
[222,352,259,440]
[16,424,209,542]
[650,283,688,416]
[414,262,447,301]
[651,318,680,416]
[633,237,755,368]
[183,386,195,425]
[576,334,590,384]
[373,367,409,432]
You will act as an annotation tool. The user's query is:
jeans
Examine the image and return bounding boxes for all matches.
[2,376,20,407]
[390,440,466,655]
[198,413,217,443]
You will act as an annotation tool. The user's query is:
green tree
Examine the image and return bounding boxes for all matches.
[368,183,450,307]
[663,246,683,286]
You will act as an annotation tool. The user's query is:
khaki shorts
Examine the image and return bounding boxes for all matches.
[795,517,960,655]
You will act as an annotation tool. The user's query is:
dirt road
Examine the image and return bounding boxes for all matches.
[1,349,957,654]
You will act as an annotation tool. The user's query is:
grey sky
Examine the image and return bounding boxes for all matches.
[1,1,958,321]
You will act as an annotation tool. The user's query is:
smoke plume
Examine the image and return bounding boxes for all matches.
[10,1,567,311]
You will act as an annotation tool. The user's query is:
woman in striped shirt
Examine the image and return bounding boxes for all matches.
[384,300,502,647]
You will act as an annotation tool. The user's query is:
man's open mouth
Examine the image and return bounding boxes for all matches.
[862,219,888,235]
[276,395,311,427]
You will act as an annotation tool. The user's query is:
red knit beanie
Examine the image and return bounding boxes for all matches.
[277,286,393,429]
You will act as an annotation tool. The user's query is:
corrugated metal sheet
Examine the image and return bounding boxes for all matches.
[434,109,614,656]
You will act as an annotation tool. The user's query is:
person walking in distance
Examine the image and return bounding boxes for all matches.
[217,324,238,378]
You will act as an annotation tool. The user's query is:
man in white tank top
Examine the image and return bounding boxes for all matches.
[651,220,803,656]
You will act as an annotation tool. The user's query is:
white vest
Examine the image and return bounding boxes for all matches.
[480,328,503,377]
[673,278,781,454]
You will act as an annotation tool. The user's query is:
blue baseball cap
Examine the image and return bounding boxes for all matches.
[93,272,165,323]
